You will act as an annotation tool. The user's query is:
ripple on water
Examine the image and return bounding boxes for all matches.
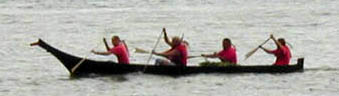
[0,14,17,24]
[0,89,10,93]
[0,49,5,57]
[90,2,110,8]
[25,81,41,86]
[96,75,129,83]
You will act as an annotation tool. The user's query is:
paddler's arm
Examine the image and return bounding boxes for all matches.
[152,50,167,58]
[91,50,112,55]
[163,28,172,46]
[152,49,179,58]
[201,52,218,58]
[259,46,273,54]
[162,48,174,54]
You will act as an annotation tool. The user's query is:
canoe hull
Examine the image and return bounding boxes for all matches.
[32,39,304,76]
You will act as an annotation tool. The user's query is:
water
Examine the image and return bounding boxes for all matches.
[1,0,339,96]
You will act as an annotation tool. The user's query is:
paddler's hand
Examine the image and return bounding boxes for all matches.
[258,45,263,49]
[162,27,166,32]
[151,50,157,55]
[270,34,275,39]
[163,27,169,37]
[91,50,96,54]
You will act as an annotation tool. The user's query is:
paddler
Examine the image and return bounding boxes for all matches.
[259,34,291,66]
[163,27,189,52]
[152,28,188,66]
[201,38,237,65]
[91,36,130,64]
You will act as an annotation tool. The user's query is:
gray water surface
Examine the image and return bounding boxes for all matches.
[1,0,339,96]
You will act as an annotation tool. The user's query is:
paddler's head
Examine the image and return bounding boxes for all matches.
[172,36,182,47]
[222,38,232,49]
[112,36,121,46]
[278,38,286,46]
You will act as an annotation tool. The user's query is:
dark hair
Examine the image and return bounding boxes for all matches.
[112,36,120,41]
[223,38,232,44]
[183,40,189,46]
[278,38,286,45]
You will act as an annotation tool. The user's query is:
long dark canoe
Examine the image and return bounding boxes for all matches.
[31,39,304,76]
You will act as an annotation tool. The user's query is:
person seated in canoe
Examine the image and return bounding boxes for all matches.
[162,27,189,51]
[259,34,291,66]
[152,35,188,67]
[91,36,130,64]
[162,28,194,58]
[200,38,237,66]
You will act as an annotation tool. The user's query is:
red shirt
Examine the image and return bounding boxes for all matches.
[169,43,188,66]
[109,43,129,64]
[217,46,237,64]
[268,45,291,66]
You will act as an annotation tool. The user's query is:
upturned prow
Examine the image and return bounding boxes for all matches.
[30,39,41,46]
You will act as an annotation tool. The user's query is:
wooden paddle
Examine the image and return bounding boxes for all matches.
[103,38,110,51]
[135,47,201,59]
[135,48,150,54]
[188,55,203,59]
[146,31,164,64]
[71,56,88,74]
[244,38,271,60]
[71,40,102,74]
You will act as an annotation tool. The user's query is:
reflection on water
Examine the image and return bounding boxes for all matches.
[68,74,129,83]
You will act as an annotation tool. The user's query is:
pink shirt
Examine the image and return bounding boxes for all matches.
[217,46,237,64]
[109,43,129,64]
[268,45,291,66]
[169,43,188,66]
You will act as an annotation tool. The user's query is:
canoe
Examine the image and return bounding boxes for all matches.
[31,39,304,76]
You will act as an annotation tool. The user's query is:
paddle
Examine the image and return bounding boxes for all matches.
[135,32,183,54]
[71,40,102,74]
[135,48,150,54]
[244,38,271,60]
[146,31,164,64]
[103,38,110,51]
[71,56,88,74]
[135,47,201,59]
[188,55,203,59]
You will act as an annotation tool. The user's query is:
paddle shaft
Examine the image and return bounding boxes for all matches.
[71,41,102,74]
[188,55,202,59]
[71,52,92,74]
[259,38,271,47]
[103,38,110,51]
[146,31,164,64]
[245,38,270,60]
[71,57,87,73]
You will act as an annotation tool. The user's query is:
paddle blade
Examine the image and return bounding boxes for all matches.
[245,38,271,60]
[245,47,259,60]
[135,48,150,54]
